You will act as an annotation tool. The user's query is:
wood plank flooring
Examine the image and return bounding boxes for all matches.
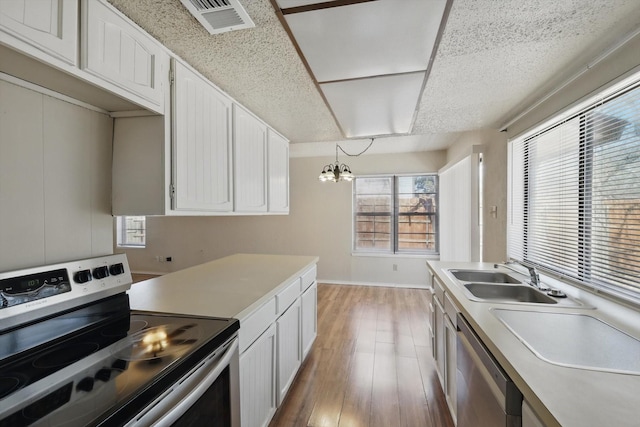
[269,284,455,427]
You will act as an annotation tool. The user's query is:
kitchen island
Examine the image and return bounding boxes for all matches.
[128,253,319,427]
[428,260,640,427]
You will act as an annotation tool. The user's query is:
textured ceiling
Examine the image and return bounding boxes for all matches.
[108,0,640,151]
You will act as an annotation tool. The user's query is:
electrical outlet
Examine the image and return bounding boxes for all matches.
[165,257,172,262]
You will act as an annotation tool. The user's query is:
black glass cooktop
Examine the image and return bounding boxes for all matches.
[0,293,239,427]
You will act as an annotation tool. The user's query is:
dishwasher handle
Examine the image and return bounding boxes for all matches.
[456,313,522,416]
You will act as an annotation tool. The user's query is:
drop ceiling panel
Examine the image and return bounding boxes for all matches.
[320,72,425,138]
[284,0,447,82]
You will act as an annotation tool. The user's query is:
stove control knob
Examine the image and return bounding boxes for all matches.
[74,270,92,284]
[112,359,128,371]
[95,368,112,382]
[77,377,94,392]
[109,263,125,276]
[93,266,109,280]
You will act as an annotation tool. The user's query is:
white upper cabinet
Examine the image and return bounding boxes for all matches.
[172,60,233,212]
[267,129,289,213]
[0,0,78,65]
[233,104,268,213]
[81,0,165,113]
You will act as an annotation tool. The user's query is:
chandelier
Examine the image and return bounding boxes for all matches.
[318,139,374,183]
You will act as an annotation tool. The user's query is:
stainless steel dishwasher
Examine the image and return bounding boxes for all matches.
[456,313,523,427]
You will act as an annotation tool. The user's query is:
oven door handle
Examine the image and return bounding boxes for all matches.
[146,337,239,427]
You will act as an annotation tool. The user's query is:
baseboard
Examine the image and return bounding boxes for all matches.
[318,279,429,289]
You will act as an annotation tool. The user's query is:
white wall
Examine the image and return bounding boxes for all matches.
[0,79,114,271]
[119,150,447,287]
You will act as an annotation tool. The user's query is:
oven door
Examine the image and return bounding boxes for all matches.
[126,336,240,427]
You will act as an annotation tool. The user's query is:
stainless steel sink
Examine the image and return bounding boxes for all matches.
[447,269,586,306]
[464,283,557,304]
[493,309,640,374]
[449,269,521,284]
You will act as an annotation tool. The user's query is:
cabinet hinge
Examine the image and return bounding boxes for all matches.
[169,68,175,85]
[170,183,176,200]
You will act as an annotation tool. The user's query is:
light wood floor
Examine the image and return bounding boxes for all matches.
[269,284,454,427]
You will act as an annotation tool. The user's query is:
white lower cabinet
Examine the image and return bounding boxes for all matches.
[301,281,317,359]
[444,295,458,423]
[431,271,460,424]
[276,298,302,405]
[240,323,277,427]
[433,295,446,384]
[239,265,317,427]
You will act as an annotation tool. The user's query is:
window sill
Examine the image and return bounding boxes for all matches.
[351,252,440,260]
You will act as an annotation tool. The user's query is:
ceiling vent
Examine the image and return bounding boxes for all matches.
[180,0,255,34]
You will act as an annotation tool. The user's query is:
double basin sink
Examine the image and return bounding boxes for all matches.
[447,268,584,307]
[447,267,640,374]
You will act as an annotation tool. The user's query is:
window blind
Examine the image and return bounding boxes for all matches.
[508,78,640,298]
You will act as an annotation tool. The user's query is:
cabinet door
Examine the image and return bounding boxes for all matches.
[267,129,289,213]
[172,60,233,212]
[81,0,164,111]
[276,298,301,405]
[0,0,78,65]
[234,104,268,212]
[444,313,457,423]
[301,281,317,359]
[426,290,434,358]
[433,297,445,385]
[240,324,277,427]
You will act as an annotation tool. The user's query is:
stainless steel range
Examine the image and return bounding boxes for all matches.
[0,254,240,427]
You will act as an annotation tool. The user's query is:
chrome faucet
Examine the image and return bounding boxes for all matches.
[494,261,547,290]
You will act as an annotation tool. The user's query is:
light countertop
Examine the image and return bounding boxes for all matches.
[428,260,640,427]
[127,254,318,321]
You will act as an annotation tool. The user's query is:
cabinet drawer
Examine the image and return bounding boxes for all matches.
[444,293,459,326]
[276,278,301,315]
[300,265,317,292]
[239,297,277,353]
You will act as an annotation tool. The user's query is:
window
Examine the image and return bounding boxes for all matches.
[116,216,146,247]
[353,175,438,254]
[508,76,640,300]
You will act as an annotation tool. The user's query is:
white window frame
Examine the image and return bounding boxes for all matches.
[352,174,439,256]
[116,216,146,248]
